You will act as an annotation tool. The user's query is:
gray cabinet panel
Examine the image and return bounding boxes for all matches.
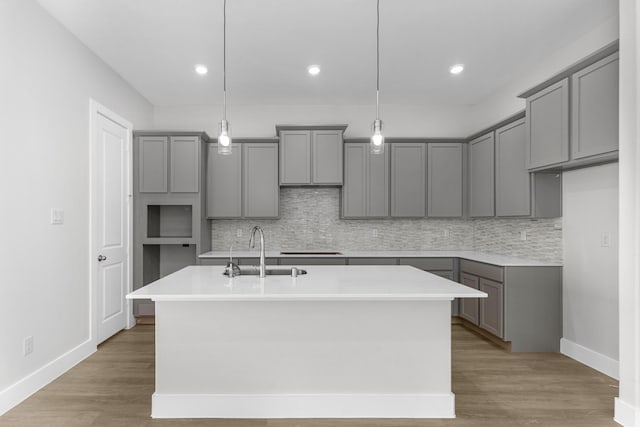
[526,78,569,169]
[279,131,311,185]
[391,143,426,217]
[495,119,530,216]
[469,133,495,217]
[571,52,619,160]
[244,143,279,218]
[278,258,346,265]
[460,259,503,282]
[206,143,242,218]
[459,272,479,325]
[399,258,454,271]
[139,136,168,193]
[312,130,343,184]
[428,143,463,217]
[367,147,390,217]
[342,144,367,217]
[170,136,199,193]
[347,258,398,265]
[479,278,504,339]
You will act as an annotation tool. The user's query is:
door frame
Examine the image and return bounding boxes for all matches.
[89,98,134,346]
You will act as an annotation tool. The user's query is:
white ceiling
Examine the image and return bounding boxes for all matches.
[37,0,617,107]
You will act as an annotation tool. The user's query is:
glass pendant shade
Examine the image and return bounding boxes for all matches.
[370,119,385,154]
[217,119,232,155]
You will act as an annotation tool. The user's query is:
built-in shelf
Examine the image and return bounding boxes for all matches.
[146,204,193,238]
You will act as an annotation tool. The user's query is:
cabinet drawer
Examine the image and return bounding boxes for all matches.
[279,258,346,265]
[348,258,398,265]
[460,259,503,282]
[399,258,454,271]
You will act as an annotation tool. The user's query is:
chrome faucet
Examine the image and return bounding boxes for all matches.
[248,226,266,278]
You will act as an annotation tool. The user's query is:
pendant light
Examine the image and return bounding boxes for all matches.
[370,0,384,155]
[218,0,232,155]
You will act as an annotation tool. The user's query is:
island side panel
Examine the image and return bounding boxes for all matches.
[153,299,454,418]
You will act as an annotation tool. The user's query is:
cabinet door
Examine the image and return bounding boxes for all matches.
[312,130,343,184]
[428,143,463,217]
[280,131,311,185]
[139,136,168,193]
[526,78,569,169]
[367,146,390,217]
[495,119,531,216]
[391,143,426,217]
[244,143,279,218]
[469,133,495,217]
[170,136,199,193]
[459,273,479,325]
[571,53,619,160]
[342,144,367,217]
[206,143,241,218]
[479,278,504,338]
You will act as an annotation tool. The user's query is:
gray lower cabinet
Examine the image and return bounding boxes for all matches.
[525,79,570,169]
[495,119,530,216]
[391,143,426,217]
[342,143,389,218]
[278,127,344,185]
[207,143,242,218]
[478,278,504,338]
[458,259,561,351]
[571,52,619,160]
[459,272,480,324]
[206,142,279,219]
[428,143,464,217]
[469,133,495,217]
[243,143,279,218]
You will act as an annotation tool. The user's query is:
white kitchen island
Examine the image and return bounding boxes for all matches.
[127,265,486,419]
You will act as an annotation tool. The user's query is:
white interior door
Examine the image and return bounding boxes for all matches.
[93,107,131,344]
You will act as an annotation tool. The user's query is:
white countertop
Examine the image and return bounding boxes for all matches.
[127,265,487,302]
[199,250,561,267]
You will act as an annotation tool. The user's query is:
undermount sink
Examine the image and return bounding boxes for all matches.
[224,266,307,277]
[280,251,343,255]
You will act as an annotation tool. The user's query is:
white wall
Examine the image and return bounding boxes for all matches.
[616,0,640,424]
[0,0,153,414]
[153,103,472,138]
[561,164,619,378]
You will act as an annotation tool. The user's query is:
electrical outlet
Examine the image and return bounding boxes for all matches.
[236,229,243,238]
[372,229,378,237]
[520,230,527,241]
[24,336,34,356]
[443,229,450,238]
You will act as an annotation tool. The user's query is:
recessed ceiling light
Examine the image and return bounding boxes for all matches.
[195,64,208,75]
[308,65,320,76]
[449,64,464,75]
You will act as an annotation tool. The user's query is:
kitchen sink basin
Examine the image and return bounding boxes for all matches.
[280,251,343,255]
[224,266,307,277]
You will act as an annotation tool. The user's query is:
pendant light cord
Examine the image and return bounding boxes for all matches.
[223,0,227,121]
[376,0,380,120]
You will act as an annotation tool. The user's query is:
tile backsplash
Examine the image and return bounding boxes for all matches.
[211,188,562,263]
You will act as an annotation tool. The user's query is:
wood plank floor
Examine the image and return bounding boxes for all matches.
[0,324,619,427]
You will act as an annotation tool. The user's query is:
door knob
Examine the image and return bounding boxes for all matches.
[97,255,107,262]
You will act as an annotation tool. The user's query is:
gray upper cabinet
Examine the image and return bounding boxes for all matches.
[495,119,530,216]
[571,52,619,160]
[279,127,344,185]
[170,136,200,193]
[206,143,242,218]
[342,143,389,218]
[312,130,343,184]
[428,143,464,217]
[525,79,570,170]
[243,143,279,218]
[469,133,495,217]
[139,136,168,193]
[391,143,426,217]
[279,130,311,185]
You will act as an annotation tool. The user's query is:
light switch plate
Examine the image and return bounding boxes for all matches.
[50,209,64,225]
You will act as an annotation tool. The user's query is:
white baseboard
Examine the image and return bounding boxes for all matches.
[615,397,640,427]
[152,392,456,419]
[0,339,96,416]
[560,338,619,379]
